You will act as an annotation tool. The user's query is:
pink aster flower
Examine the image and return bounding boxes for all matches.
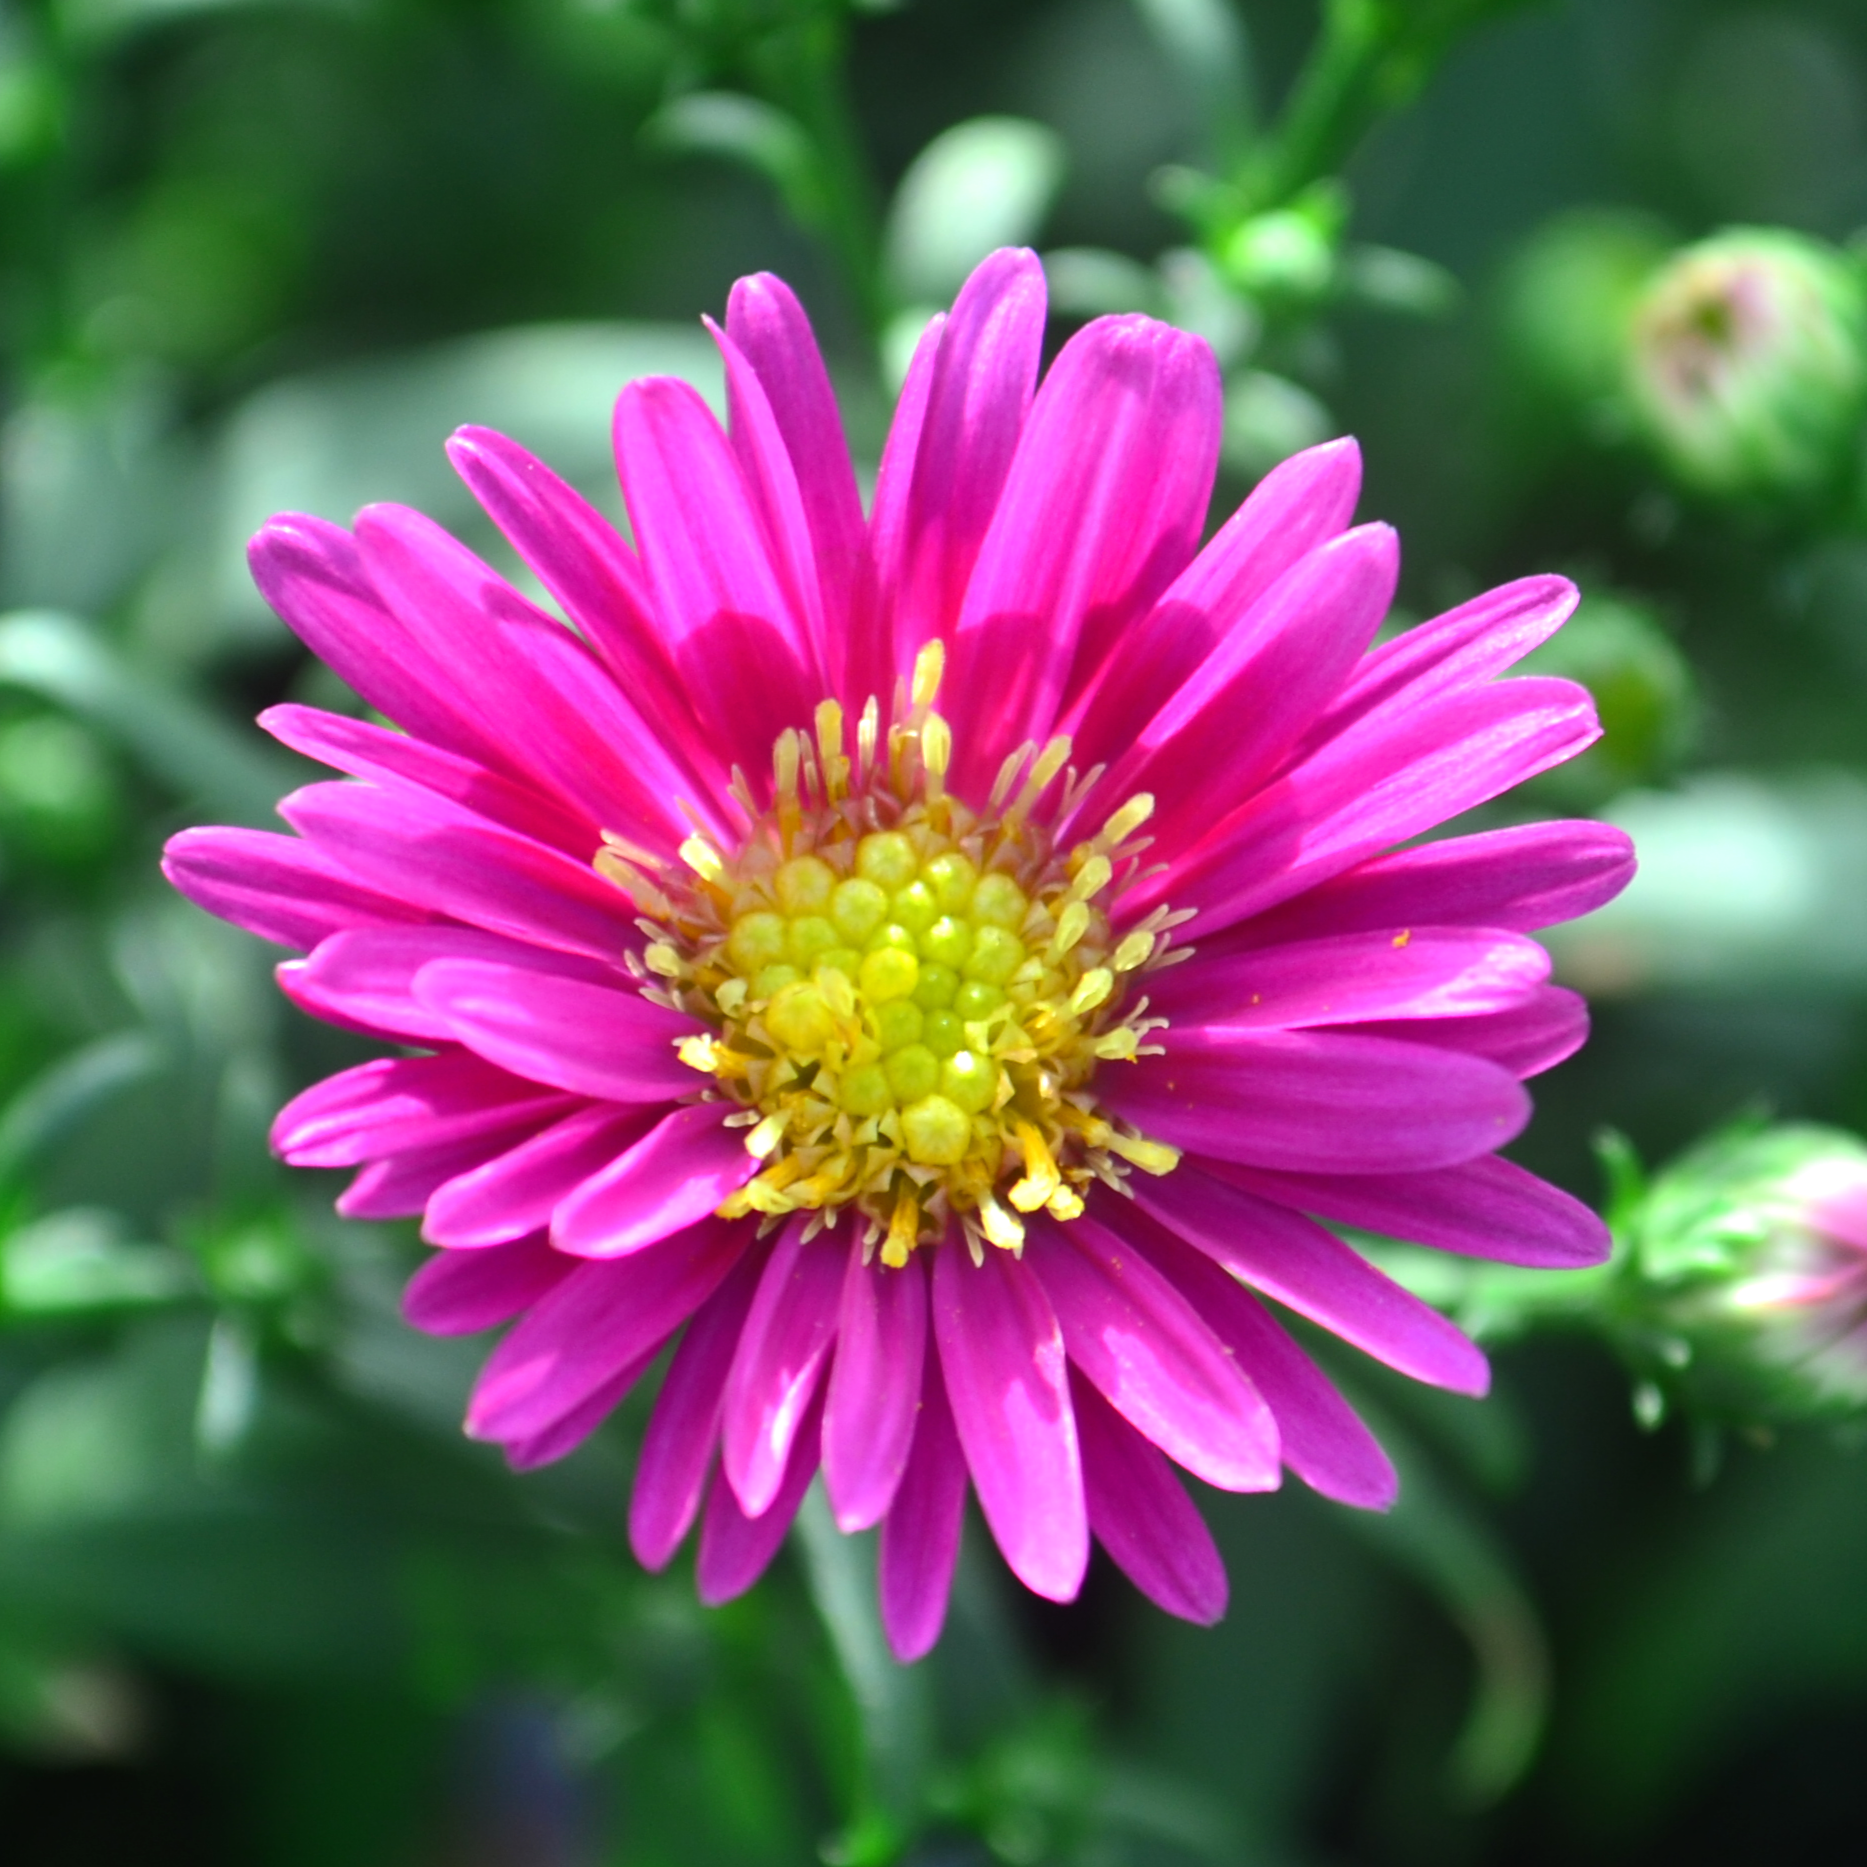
[163,249,1632,1659]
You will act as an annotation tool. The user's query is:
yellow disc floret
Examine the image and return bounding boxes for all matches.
[604,644,1183,1267]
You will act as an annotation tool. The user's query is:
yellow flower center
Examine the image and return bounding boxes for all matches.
[599,644,1182,1267]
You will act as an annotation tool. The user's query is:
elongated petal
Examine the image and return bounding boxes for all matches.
[503,1343,663,1472]
[878,1355,968,1663]
[613,376,818,774]
[402,1235,573,1336]
[355,503,705,850]
[631,1241,769,1570]
[444,427,716,778]
[722,1216,844,1517]
[1109,1028,1529,1174]
[260,703,594,855]
[1149,927,1550,1030]
[551,1104,754,1258]
[710,319,830,677]
[336,1107,567,1219]
[412,960,698,1102]
[423,1103,658,1248]
[162,826,426,952]
[1358,985,1588,1078]
[1304,574,1579,752]
[1224,820,1637,950]
[1136,1164,1490,1394]
[944,314,1220,790]
[696,1385,823,1606]
[465,1217,745,1443]
[876,250,1046,673]
[284,925,620,1045]
[932,1240,1086,1603]
[272,1051,572,1168]
[1062,436,1363,755]
[1136,676,1601,934]
[1072,1371,1228,1624]
[248,514,513,771]
[1081,523,1397,859]
[1215,1154,1611,1269]
[281,781,635,963]
[1128,1213,1396,1507]
[1029,1212,1278,1491]
[823,1248,928,1532]
[725,272,868,671]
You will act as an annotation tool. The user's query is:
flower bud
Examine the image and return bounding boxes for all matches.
[1623,1123,1867,1425]
[1623,228,1867,503]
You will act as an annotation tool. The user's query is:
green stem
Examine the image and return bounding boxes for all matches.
[793,1485,929,1863]
[751,7,889,346]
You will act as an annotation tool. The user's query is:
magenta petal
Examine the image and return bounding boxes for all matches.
[696,1384,823,1607]
[551,1104,754,1258]
[932,1239,1087,1603]
[354,504,705,851]
[725,272,868,671]
[1132,1218,1397,1507]
[1136,1164,1490,1395]
[944,313,1221,790]
[412,959,699,1103]
[423,1103,657,1248]
[822,1248,928,1532]
[1109,1028,1530,1174]
[335,1107,567,1219]
[1071,1371,1227,1624]
[284,925,619,1045]
[878,1354,968,1663]
[1062,436,1363,755]
[401,1235,573,1336]
[444,427,716,778]
[502,1342,663,1472]
[1306,574,1579,751]
[260,703,595,856]
[162,826,426,952]
[248,514,512,771]
[1216,1154,1611,1270]
[280,781,636,964]
[1083,523,1398,860]
[1228,820,1638,949]
[630,1240,769,1570]
[271,1051,572,1168]
[465,1217,745,1444]
[721,1216,844,1517]
[875,250,1046,676]
[1358,984,1588,1079]
[1029,1212,1278,1491]
[710,318,831,675]
[1140,675,1602,934]
[613,376,818,773]
[1149,927,1550,1030]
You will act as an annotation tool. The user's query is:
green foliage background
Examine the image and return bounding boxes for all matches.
[2,0,1867,1861]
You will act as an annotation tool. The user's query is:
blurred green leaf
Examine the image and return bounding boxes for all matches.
[883,117,1066,307]
[0,610,295,824]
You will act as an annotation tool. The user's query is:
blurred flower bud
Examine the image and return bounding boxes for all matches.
[1623,228,1867,503]
[1623,1123,1867,1426]
[1496,208,1671,422]
[1518,589,1696,810]
[1216,184,1346,308]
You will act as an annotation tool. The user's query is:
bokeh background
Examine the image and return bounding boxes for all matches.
[3,0,1867,1860]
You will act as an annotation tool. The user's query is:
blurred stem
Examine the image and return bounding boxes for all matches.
[793,1485,928,1863]
[750,7,888,346]
[1234,0,1514,213]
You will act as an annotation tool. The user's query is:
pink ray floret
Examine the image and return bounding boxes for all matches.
[165,250,1633,1659]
